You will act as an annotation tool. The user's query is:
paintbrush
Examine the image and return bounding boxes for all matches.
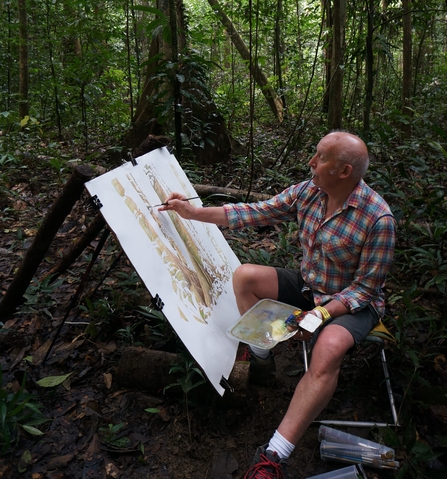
[147,196,200,209]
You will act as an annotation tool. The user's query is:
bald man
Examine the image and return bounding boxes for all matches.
[160,131,396,479]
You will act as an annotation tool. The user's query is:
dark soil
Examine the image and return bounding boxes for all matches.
[0,156,434,479]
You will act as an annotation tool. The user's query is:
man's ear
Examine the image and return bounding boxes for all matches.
[339,163,353,179]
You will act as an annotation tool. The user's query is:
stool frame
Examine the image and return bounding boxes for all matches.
[302,334,400,428]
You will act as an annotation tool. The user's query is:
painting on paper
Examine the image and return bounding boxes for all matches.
[85,147,241,394]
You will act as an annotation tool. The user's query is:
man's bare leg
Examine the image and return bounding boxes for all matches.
[232,263,279,315]
[277,324,355,444]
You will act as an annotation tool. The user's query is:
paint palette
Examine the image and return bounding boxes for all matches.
[226,299,300,349]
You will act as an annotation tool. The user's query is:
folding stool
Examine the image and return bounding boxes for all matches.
[302,320,400,428]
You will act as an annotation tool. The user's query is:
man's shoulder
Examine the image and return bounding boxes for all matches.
[356,180,393,216]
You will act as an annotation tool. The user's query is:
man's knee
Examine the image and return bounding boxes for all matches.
[233,263,258,286]
[311,326,354,367]
[233,264,279,299]
[233,263,272,285]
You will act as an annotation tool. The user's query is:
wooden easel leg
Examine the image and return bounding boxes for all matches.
[43,227,111,363]
[0,165,94,319]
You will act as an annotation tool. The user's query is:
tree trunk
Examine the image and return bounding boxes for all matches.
[328,0,346,130]
[167,0,183,159]
[18,0,29,119]
[207,0,284,123]
[363,0,375,135]
[45,1,62,139]
[110,0,235,166]
[401,0,412,138]
[274,0,286,110]
[322,0,332,115]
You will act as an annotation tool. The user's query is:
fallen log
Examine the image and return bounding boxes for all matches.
[193,184,271,203]
[115,347,249,399]
[114,348,180,395]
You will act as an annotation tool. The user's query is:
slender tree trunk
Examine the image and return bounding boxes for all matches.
[6,2,12,110]
[413,20,429,97]
[322,0,332,115]
[45,1,62,138]
[130,0,142,106]
[328,0,346,129]
[125,0,135,119]
[207,0,284,122]
[18,0,29,119]
[295,0,302,77]
[363,0,375,135]
[274,0,286,110]
[401,0,412,138]
[168,0,183,159]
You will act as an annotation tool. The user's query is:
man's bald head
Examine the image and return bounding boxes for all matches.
[323,131,370,181]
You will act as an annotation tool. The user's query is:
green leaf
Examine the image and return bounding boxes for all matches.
[21,425,44,436]
[37,373,73,387]
[145,408,160,414]
[131,5,166,19]
[20,115,30,127]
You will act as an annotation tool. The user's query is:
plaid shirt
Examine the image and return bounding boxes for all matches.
[223,179,396,317]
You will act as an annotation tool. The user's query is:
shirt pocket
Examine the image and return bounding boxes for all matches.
[320,231,363,265]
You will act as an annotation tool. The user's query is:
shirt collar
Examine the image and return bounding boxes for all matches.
[345,179,365,210]
[316,179,365,211]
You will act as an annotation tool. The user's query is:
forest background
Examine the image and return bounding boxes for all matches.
[1,0,447,478]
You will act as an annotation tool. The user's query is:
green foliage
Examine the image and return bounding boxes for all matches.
[164,352,206,443]
[358,136,447,477]
[138,305,176,347]
[21,276,65,318]
[0,367,46,455]
[164,352,206,397]
[115,322,145,346]
[141,49,221,159]
[1,0,447,474]
[98,423,131,449]
[378,424,447,479]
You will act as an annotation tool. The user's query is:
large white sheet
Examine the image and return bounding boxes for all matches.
[85,147,241,395]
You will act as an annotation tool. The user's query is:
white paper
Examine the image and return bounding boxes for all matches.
[85,147,241,394]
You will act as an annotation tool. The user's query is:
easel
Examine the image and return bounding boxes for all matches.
[42,152,167,363]
[3,151,236,394]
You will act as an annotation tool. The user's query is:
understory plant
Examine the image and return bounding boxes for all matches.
[164,352,206,443]
[0,367,46,454]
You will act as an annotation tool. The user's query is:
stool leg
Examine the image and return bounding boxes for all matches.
[303,339,400,427]
[380,348,400,426]
[302,340,309,372]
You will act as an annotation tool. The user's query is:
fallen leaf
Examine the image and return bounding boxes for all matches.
[103,373,113,389]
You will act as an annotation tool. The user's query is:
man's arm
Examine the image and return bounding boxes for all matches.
[331,214,396,314]
[158,192,229,225]
[318,299,349,318]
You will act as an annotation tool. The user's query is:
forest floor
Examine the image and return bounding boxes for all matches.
[0,139,445,479]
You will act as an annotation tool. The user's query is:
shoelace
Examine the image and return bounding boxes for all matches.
[236,346,251,362]
[244,453,284,479]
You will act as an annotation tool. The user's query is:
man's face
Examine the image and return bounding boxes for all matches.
[308,136,342,191]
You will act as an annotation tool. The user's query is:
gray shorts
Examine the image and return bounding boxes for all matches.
[275,268,379,347]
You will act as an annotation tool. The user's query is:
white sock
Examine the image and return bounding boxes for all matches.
[249,345,271,359]
[267,430,295,459]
